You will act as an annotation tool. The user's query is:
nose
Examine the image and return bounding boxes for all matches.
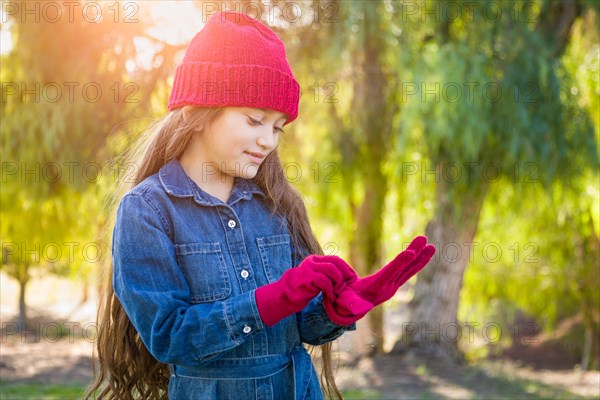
[256,126,278,150]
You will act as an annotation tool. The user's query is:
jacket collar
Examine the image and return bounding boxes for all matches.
[158,158,265,206]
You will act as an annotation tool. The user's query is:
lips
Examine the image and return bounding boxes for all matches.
[245,151,266,163]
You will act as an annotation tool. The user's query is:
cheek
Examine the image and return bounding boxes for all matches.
[216,134,242,151]
[232,130,254,148]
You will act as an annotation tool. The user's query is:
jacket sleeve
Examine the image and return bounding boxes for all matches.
[290,238,356,345]
[297,293,356,345]
[112,194,264,366]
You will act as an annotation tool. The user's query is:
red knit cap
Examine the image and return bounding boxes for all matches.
[168,11,300,125]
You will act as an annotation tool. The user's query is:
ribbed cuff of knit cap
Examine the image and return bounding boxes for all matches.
[168,62,301,125]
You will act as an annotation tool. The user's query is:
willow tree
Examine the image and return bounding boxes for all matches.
[460,8,600,369]
[0,1,160,327]
[393,0,599,359]
[275,0,403,354]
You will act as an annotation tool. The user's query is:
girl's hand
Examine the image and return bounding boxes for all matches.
[321,236,436,326]
[255,255,351,326]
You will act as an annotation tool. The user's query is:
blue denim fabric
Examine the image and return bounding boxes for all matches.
[112,158,356,400]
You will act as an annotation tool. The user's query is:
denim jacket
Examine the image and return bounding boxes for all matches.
[112,158,356,400]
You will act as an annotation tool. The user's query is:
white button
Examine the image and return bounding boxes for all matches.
[228,220,236,228]
[243,325,252,334]
[241,269,249,279]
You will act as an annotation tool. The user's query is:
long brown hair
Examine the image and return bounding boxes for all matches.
[85,106,343,399]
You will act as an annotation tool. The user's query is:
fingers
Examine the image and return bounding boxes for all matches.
[412,244,436,270]
[377,235,425,276]
[317,238,434,326]
[331,287,373,316]
[349,248,416,295]
[389,249,417,267]
[310,262,344,289]
[306,254,359,284]
[323,297,363,326]
[393,244,436,286]
[375,249,417,282]
[406,235,427,254]
[325,256,360,283]
[322,288,373,326]
[310,273,337,299]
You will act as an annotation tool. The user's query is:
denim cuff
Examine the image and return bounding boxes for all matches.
[224,289,265,344]
[298,293,356,345]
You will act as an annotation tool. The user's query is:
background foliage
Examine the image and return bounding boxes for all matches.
[1,0,598,368]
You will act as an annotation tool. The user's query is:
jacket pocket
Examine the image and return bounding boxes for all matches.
[174,242,231,303]
[257,234,293,284]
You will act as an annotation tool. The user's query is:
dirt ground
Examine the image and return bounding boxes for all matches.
[1,274,599,399]
[1,333,599,399]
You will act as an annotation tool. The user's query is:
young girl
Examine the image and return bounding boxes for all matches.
[87,11,435,400]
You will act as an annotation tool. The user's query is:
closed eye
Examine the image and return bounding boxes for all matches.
[247,117,262,126]
[248,117,285,134]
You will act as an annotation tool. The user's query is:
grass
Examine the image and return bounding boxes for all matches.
[341,389,383,399]
[0,383,87,400]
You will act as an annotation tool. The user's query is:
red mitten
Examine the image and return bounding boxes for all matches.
[323,236,436,325]
[255,255,346,326]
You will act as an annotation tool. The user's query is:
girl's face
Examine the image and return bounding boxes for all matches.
[191,107,287,182]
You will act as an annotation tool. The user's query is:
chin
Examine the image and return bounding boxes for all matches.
[240,164,259,179]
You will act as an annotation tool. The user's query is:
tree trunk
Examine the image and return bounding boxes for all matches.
[581,321,592,371]
[80,276,89,304]
[394,162,490,360]
[16,263,30,331]
[352,2,393,355]
[355,170,388,354]
[317,1,396,356]
[389,0,584,362]
[536,0,582,58]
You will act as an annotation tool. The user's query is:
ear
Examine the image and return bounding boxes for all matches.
[182,106,204,132]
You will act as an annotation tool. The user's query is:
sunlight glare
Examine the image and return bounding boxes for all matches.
[127,1,204,72]
[0,18,13,55]
[146,1,204,45]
